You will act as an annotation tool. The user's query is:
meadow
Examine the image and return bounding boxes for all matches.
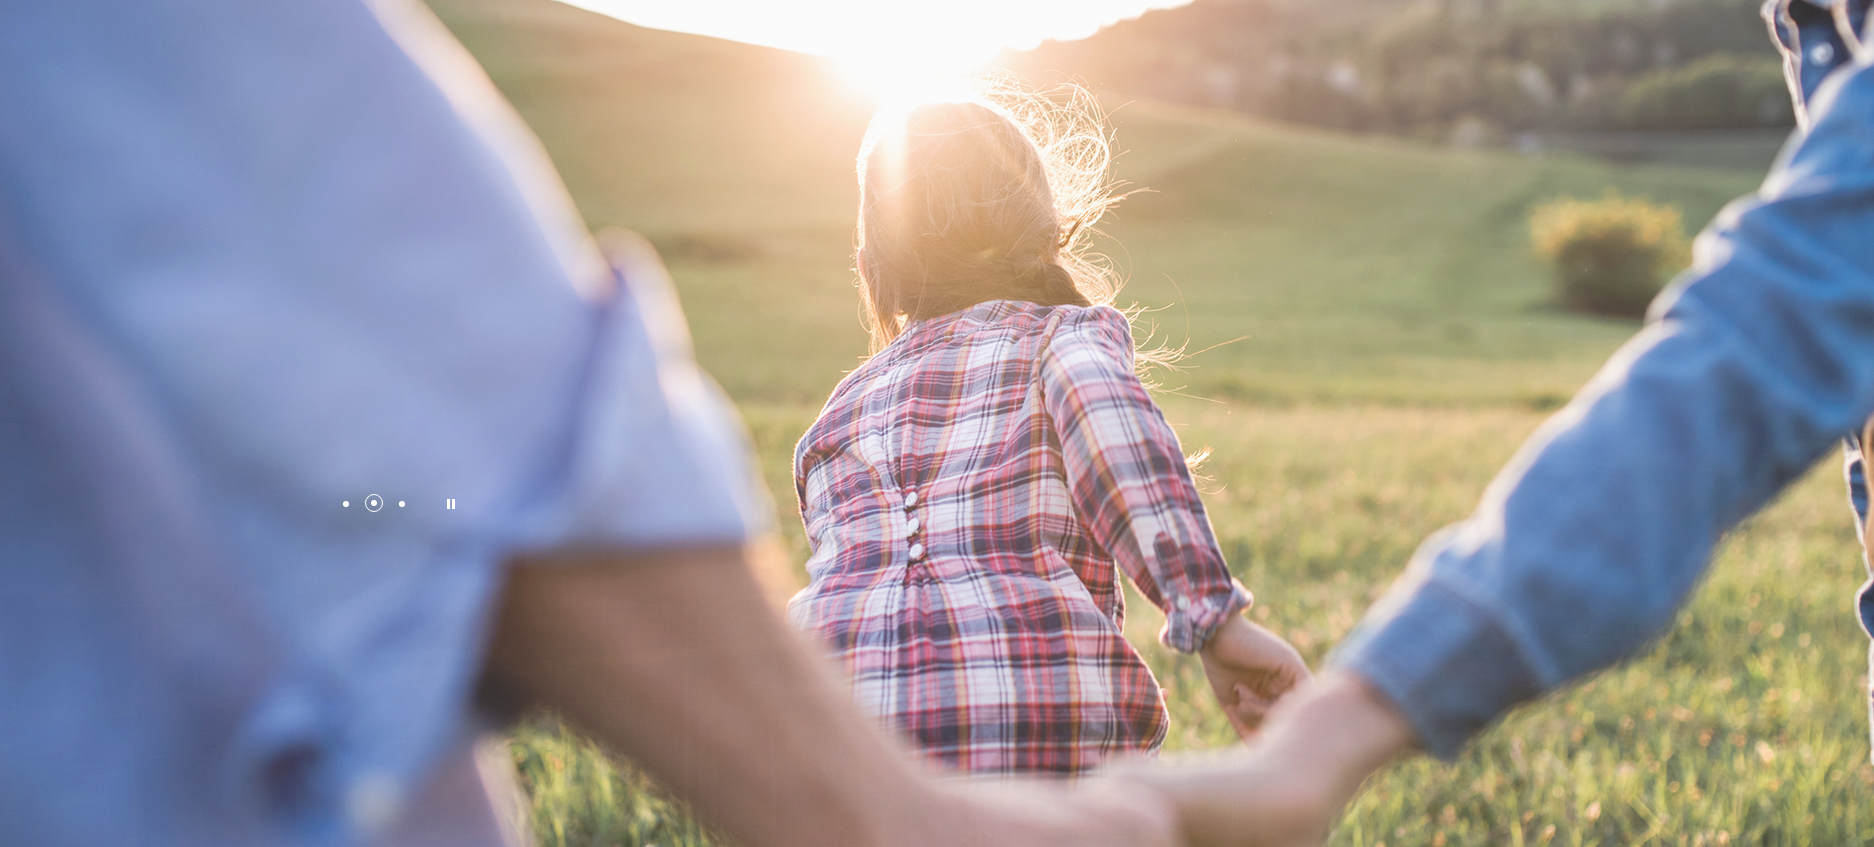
[429,0,1874,843]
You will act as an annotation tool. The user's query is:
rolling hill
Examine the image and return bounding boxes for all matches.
[426,0,1767,408]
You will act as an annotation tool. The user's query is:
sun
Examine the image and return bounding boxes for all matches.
[816,17,1004,107]
[560,0,1172,105]
[830,45,992,107]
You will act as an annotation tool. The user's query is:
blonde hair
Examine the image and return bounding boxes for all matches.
[854,78,1124,352]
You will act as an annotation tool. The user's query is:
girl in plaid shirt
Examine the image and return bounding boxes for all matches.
[789,83,1310,778]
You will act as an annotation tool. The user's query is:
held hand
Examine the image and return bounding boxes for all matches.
[1198,615,1312,739]
[1117,673,1417,847]
[926,778,1180,847]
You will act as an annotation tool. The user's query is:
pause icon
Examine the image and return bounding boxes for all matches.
[446,498,457,510]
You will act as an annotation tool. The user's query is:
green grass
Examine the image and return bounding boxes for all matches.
[425,0,1870,843]
[1102,99,1759,406]
[508,405,1874,847]
[1134,405,1874,846]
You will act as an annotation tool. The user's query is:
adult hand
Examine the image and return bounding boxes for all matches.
[1198,615,1312,738]
[930,778,1180,847]
[1121,672,1417,847]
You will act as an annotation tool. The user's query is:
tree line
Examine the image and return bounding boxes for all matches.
[1001,0,1793,138]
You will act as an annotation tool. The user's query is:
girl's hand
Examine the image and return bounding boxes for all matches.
[1108,673,1415,847]
[1197,615,1312,740]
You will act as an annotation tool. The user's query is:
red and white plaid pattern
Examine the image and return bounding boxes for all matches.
[789,300,1251,777]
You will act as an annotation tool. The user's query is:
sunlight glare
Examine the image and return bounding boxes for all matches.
[809,6,1011,107]
[562,0,1198,105]
[830,44,992,108]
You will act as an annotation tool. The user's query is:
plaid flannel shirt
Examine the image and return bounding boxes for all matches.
[789,299,1252,777]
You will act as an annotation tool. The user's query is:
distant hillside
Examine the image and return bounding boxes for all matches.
[426,0,873,235]
[1000,0,1791,139]
[422,0,1761,411]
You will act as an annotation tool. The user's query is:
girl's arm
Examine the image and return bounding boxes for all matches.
[1039,307,1309,733]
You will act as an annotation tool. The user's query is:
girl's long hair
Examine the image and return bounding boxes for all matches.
[854,77,1125,353]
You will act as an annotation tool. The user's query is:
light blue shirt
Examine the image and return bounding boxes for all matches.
[1335,0,1874,759]
[0,1,768,845]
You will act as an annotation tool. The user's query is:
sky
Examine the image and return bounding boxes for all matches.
[561,0,1193,96]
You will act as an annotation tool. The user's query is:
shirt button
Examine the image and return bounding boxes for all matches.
[905,517,921,537]
[1810,42,1835,66]
[1175,595,1191,612]
[909,542,926,560]
[903,490,919,509]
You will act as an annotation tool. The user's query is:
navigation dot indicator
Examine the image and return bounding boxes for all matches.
[365,494,384,512]
[342,501,350,508]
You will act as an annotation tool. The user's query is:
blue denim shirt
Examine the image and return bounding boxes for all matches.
[1334,0,1874,759]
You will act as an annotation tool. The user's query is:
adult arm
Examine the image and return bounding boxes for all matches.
[1336,55,1874,757]
[1136,55,1874,847]
[485,544,1178,847]
[1846,434,1869,539]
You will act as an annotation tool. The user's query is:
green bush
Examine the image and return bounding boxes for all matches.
[1530,193,1691,318]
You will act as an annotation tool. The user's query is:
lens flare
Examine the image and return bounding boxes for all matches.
[830,46,993,108]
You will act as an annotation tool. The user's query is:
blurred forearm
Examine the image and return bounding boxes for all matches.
[483,544,937,847]
[1335,59,1874,757]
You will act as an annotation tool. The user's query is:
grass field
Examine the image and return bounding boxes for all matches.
[426,0,1873,843]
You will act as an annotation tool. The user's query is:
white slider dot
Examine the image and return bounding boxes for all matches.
[346,772,404,835]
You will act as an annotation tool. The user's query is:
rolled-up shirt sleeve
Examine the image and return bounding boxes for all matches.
[0,1,768,842]
[1332,59,1874,759]
[1040,306,1252,653]
[501,230,772,552]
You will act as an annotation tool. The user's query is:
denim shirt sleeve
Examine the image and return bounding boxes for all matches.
[1846,437,1869,539]
[1332,56,1874,760]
